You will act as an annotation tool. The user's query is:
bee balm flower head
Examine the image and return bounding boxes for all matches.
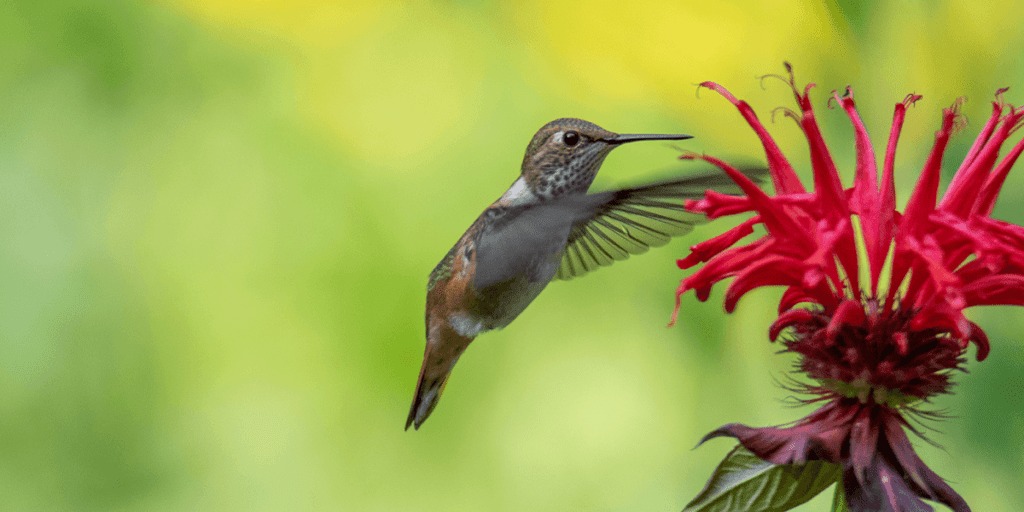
[676,64,1024,512]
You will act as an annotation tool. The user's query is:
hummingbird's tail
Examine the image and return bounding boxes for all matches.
[405,322,474,430]
[405,364,456,430]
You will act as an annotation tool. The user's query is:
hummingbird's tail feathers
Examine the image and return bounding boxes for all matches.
[405,321,474,431]
[405,367,454,431]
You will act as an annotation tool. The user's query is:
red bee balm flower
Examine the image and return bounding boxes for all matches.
[675,66,1024,512]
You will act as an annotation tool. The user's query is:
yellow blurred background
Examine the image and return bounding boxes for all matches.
[1,0,1021,510]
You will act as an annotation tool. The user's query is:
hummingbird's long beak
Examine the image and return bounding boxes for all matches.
[608,133,693,145]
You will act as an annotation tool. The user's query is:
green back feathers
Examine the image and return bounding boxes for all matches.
[427,245,458,292]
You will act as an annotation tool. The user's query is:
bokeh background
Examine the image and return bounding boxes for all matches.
[2,0,1022,510]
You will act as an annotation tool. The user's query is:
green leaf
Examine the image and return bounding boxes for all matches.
[831,481,852,512]
[683,445,842,512]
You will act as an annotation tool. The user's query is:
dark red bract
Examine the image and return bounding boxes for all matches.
[675,65,1024,512]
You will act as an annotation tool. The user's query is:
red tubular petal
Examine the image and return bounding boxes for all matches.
[673,239,776,322]
[683,190,755,219]
[835,89,879,223]
[796,88,850,222]
[681,153,807,242]
[682,237,773,290]
[962,274,1024,306]
[837,90,886,296]
[772,192,820,212]
[953,258,994,284]
[902,235,963,309]
[874,95,919,294]
[975,216,1024,245]
[957,101,1004,176]
[903,266,931,311]
[789,87,860,295]
[699,81,805,194]
[966,321,991,361]
[910,305,970,340]
[941,109,1024,217]
[769,309,814,341]
[826,299,867,341]
[882,96,921,189]
[885,244,916,314]
[975,134,1024,217]
[901,105,959,233]
[803,218,860,302]
[834,223,864,302]
[723,255,809,312]
[928,210,994,271]
[900,235,942,309]
[670,279,711,326]
[677,216,759,269]
[778,285,822,313]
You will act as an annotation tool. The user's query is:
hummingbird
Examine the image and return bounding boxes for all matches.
[406,117,754,430]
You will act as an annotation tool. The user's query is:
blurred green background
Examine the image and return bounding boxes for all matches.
[2,0,1022,510]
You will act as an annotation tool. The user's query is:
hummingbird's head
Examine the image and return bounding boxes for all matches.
[520,118,691,199]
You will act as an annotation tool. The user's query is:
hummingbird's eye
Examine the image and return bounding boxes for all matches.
[563,131,580,147]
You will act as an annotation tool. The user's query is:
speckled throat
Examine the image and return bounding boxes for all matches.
[527,143,610,199]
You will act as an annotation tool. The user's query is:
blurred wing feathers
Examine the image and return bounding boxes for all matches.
[555,168,766,280]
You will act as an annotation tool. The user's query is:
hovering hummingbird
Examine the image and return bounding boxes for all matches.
[406,117,754,430]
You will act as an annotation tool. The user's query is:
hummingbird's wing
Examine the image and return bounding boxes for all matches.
[554,170,764,281]
[472,201,581,292]
[474,169,766,288]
